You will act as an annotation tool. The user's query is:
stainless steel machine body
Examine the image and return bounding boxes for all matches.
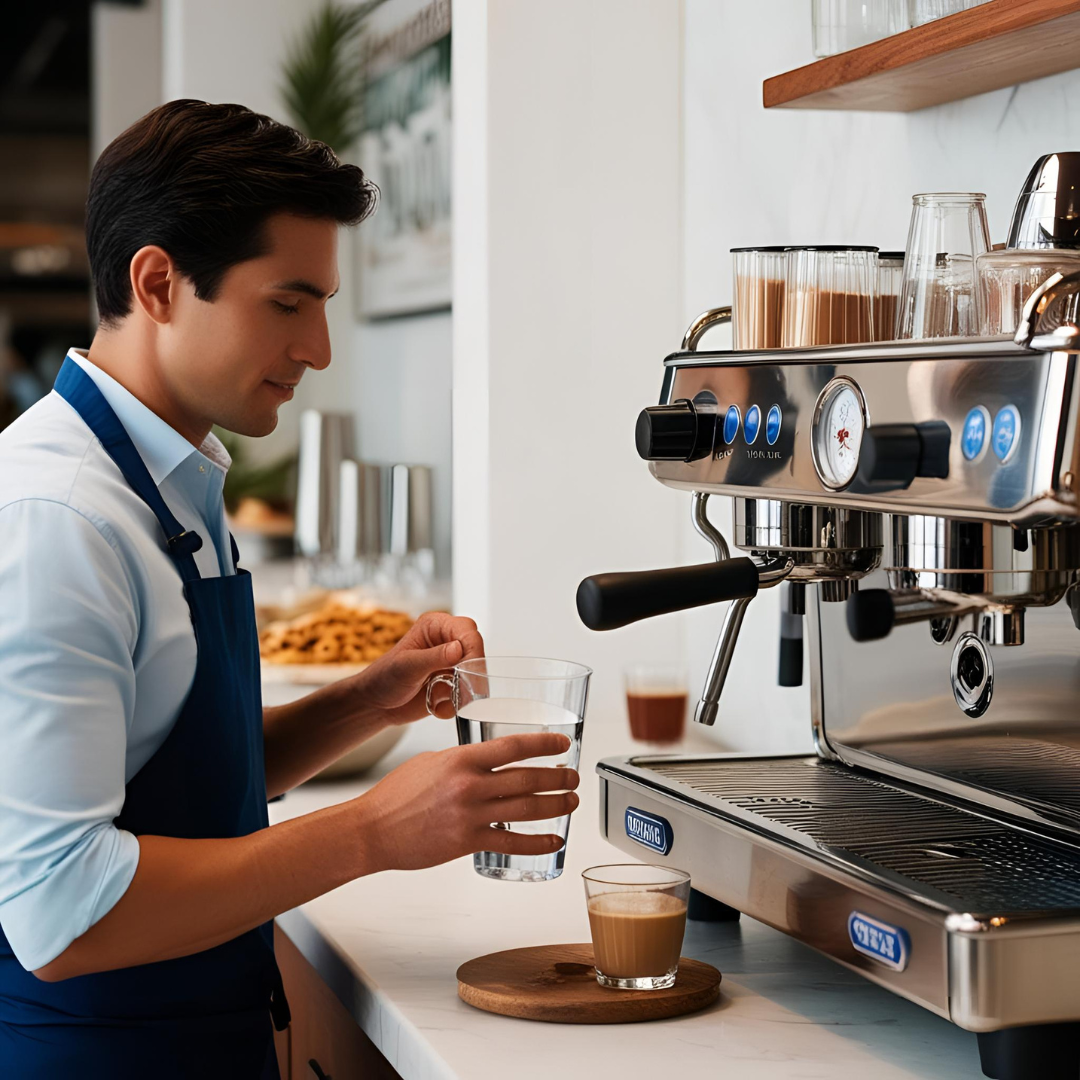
[583,279,1080,1067]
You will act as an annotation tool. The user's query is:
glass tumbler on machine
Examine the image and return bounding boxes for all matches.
[782,246,878,347]
[977,153,1080,336]
[732,246,788,349]
[875,251,905,340]
[426,657,591,882]
[895,193,990,339]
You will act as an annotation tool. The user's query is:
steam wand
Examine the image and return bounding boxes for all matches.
[695,555,793,726]
[689,492,793,727]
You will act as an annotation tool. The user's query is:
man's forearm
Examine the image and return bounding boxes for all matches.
[263,678,390,797]
[34,796,380,982]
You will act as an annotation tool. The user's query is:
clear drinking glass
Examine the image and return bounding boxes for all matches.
[813,0,908,57]
[977,249,1080,336]
[732,246,787,349]
[896,193,990,339]
[426,656,591,882]
[583,864,691,990]
[876,251,905,340]
[782,246,878,347]
[624,664,687,746]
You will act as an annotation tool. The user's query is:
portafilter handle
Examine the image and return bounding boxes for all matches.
[576,558,761,632]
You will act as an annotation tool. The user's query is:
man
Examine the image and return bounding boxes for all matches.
[0,100,580,1078]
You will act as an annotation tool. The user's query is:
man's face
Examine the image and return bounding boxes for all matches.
[162,212,340,437]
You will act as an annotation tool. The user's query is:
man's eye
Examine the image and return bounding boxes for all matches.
[272,299,300,315]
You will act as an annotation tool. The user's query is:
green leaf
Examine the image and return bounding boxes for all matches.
[280,0,386,154]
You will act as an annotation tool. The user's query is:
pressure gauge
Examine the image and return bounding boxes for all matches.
[812,378,867,491]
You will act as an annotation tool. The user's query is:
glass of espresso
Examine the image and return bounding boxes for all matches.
[625,664,687,746]
[583,864,691,990]
[426,657,591,882]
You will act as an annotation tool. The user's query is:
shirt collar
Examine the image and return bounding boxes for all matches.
[66,349,231,486]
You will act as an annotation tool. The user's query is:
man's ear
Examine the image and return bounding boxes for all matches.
[128,245,178,325]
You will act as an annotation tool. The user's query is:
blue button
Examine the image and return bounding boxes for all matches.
[766,405,782,446]
[723,405,741,445]
[744,404,761,445]
[961,407,988,461]
[992,405,1021,463]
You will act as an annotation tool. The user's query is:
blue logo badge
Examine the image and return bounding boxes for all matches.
[766,404,782,446]
[848,911,910,971]
[961,407,988,461]
[992,405,1021,463]
[625,807,673,855]
[723,405,741,445]
[744,404,761,445]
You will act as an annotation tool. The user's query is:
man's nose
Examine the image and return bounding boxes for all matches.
[289,315,332,371]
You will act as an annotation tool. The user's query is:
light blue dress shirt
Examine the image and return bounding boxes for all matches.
[0,349,235,971]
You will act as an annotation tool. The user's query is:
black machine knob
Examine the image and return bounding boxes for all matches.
[855,421,951,493]
[846,589,896,642]
[636,400,715,462]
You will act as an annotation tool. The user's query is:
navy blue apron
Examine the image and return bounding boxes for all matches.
[0,357,289,1078]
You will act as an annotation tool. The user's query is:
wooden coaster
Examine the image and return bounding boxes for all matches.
[456,943,721,1024]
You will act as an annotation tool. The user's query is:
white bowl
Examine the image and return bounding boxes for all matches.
[262,664,406,780]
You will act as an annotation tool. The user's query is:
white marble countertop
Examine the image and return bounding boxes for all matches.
[270,716,986,1080]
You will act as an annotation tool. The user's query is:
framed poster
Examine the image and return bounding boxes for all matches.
[356,0,451,319]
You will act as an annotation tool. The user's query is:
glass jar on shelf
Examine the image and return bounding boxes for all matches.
[812,0,908,57]
[909,0,993,28]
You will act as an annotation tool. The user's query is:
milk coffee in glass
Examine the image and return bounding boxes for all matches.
[782,246,878,347]
[583,864,692,990]
[732,246,787,350]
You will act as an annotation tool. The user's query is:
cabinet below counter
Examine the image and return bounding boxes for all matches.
[275,924,400,1080]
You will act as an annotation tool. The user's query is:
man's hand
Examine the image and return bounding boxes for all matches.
[360,732,580,872]
[344,610,484,725]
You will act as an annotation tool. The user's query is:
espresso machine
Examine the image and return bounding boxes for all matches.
[578,272,1080,1079]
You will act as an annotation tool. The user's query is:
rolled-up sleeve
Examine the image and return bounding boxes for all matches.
[0,498,141,971]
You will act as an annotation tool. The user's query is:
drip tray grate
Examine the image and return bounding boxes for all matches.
[639,757,1080,915]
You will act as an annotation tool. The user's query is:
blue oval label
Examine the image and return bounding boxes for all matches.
[625,807,673,855]
[766,404,782,446]
[744,404,761,445]
[723,405,741,445]
[962,406,988,461]
[992,404,1021,463]
[848,911,910,971]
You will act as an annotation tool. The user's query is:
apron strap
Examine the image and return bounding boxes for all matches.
[54,357,203,583]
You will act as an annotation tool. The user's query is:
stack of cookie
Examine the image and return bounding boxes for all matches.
[259,602,413,665]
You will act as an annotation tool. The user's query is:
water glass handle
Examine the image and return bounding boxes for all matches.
[425,672,456,718]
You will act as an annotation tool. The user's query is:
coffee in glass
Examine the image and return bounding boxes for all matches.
[583,864,692,990]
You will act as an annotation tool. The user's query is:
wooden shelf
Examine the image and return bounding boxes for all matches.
[764,0,1080,112]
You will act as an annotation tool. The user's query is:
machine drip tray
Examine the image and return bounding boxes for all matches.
[634,756,1080,916]
[600,753,1080,1032]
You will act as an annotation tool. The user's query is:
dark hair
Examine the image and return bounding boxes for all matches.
[87,99,377,325]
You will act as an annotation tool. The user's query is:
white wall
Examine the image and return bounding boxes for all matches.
[159,0,324,465]
[161,0,320,120]
[451,0,686,721]
[682,0,1080,753]
[308,0,455,578]
[156,0,455,573]
[92,0,163,159]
